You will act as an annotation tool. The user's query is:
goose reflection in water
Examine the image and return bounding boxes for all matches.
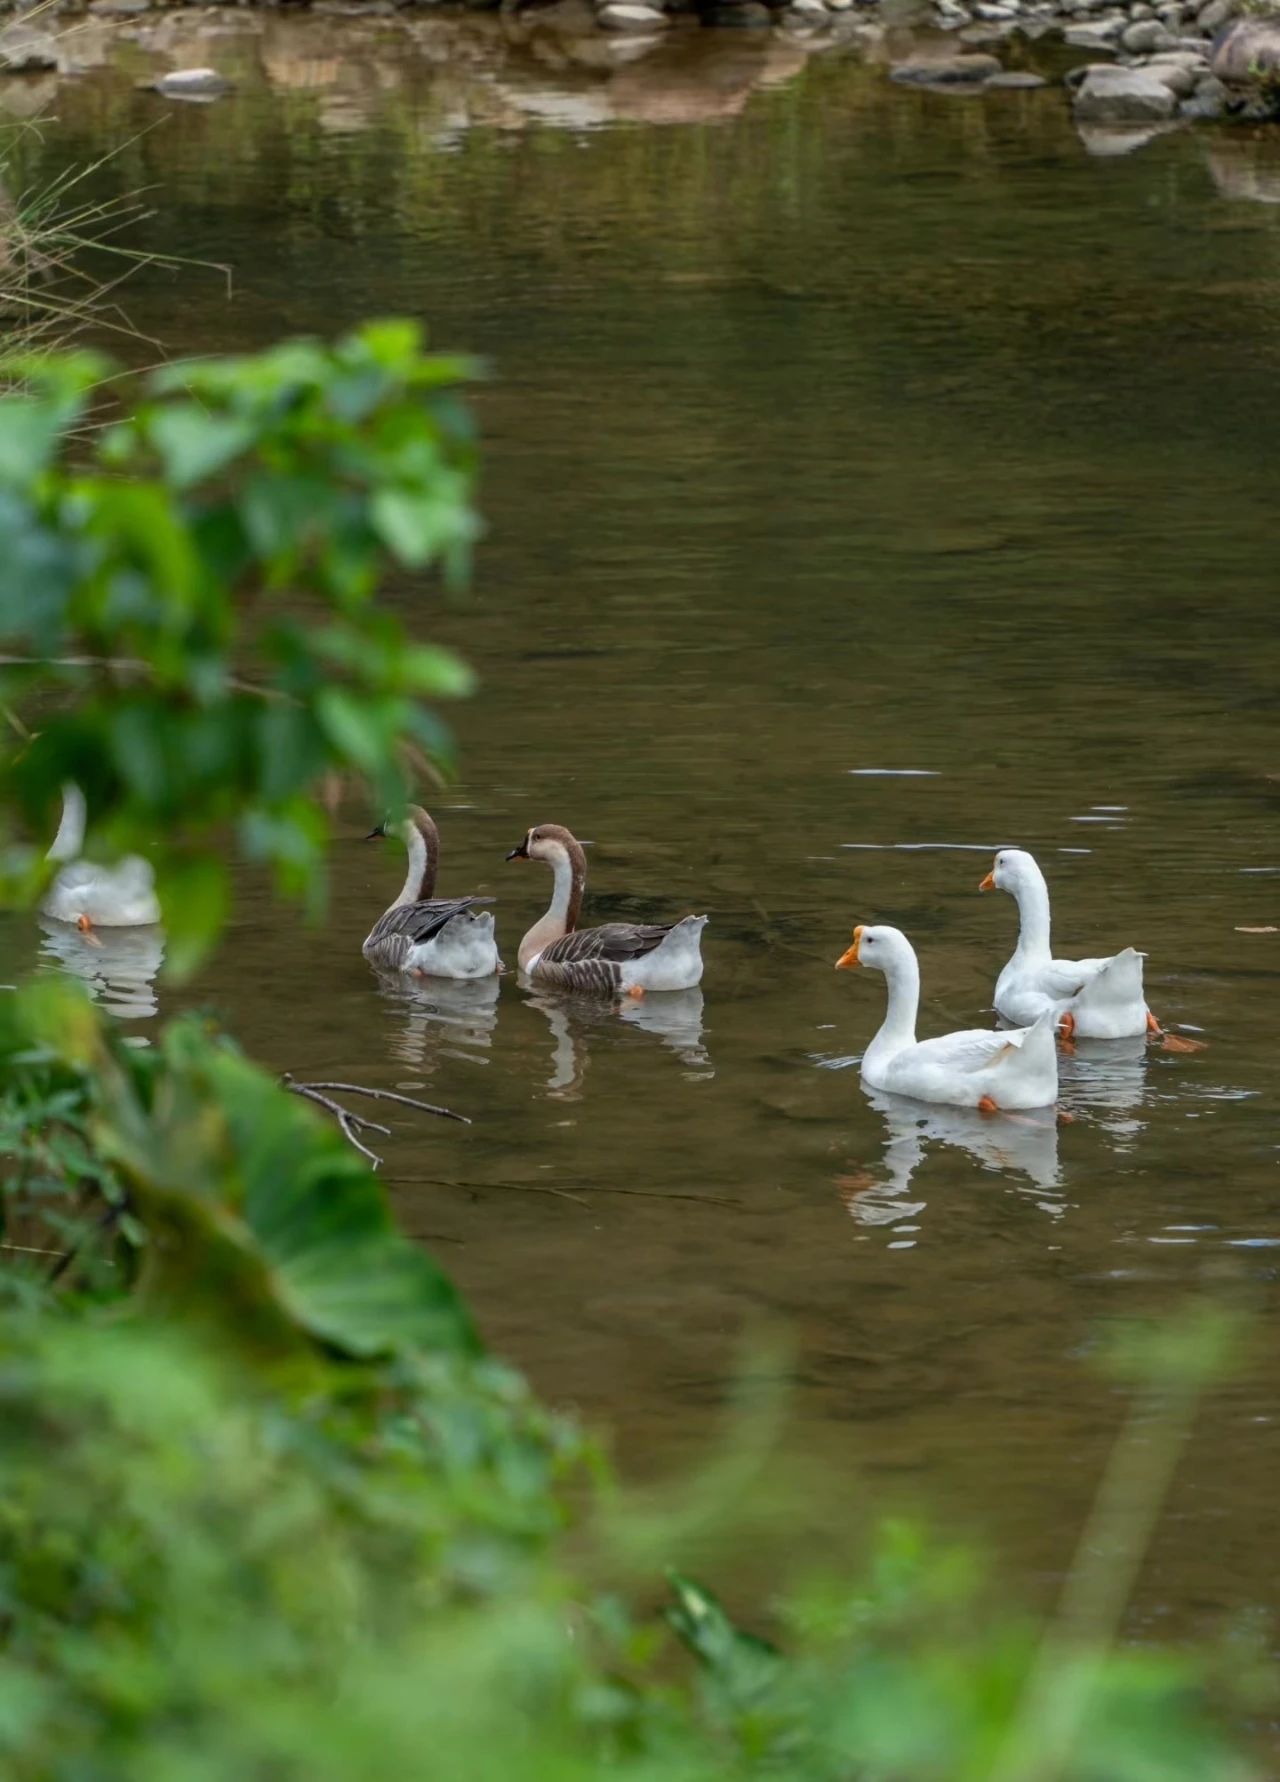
[525,986,712,1100]
[38,918,165,1025]
[374,970,500,1074]
[1059,1034,1150,1146]
[840,1089,1062,1234]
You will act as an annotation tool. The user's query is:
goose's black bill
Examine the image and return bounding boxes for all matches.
[506,838,529,860]
[364,821,387,841]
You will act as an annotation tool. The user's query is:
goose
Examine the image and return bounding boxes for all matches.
[505,822,706,996]
[979,848,1156,1042]
[835,923,1058,1111]
[363,805,499,980]
[41,783,160,930]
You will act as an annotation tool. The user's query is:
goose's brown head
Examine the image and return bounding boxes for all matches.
[506,823,580,863]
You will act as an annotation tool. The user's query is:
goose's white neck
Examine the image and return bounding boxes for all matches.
[863,946,920,1075]
[47,783,86,864]
[518,840,585,971]
[1009,863,1053,964]
[393,815,438,906]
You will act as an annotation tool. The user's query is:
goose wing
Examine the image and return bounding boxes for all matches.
[537,921,675,969]
[911,1027,1026,1073]
[363,896,491,966]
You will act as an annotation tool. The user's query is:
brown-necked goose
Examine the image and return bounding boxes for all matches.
[505,822,706,996]
[363,805,499,980]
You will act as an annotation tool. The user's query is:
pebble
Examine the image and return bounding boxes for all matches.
[151,66,231,98]
[1121,17,1176,48]
[985,67,1049,82]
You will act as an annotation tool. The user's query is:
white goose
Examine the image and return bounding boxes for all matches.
[979,848,1155,1042]
[42,784,160,930]
[363,806,499,980]
[835,923,1058,1111]
[505,823,706,996]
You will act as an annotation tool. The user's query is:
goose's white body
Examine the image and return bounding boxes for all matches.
[838,923,1059,1111]
[41,786,160,928]
[404,911,500,980]
[983,849,1150,1040]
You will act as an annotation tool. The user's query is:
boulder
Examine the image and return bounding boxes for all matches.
[1211,16,1280,83]
[1196,0,1236,32]
[1121,17,1176,48]
[1072,62,1179,115]
[0,26,58,72]
[1143,49,1207,90]
[889,49,1002,79]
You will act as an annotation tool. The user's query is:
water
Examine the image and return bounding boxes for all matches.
[9,6,1280,1670]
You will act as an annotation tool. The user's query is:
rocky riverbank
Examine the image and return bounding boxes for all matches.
[1,0,1278,151]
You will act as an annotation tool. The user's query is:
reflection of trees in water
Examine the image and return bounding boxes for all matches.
[525,985,712,1099]
[38,919,165,1025]
[376,972,501,1076]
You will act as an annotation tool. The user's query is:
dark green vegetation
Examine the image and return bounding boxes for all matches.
[0,332,1265,1779]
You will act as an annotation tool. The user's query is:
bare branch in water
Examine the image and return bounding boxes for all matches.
[281,1076,470,1170]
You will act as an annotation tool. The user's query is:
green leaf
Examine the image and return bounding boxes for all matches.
[315,687,385,774]
[370,489,449,568]
[147,405,256,490]
[157,854,229,980]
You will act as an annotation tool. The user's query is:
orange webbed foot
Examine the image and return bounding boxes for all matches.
[1147,1011,1206,1052]
[978,1094,999,1115]
[626,985,646,1000]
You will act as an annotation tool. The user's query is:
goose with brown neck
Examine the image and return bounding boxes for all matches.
[363,805,499,980]
[506,822,706,996]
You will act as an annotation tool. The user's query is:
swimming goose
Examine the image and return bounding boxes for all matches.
[835,923,1058,1111]
[979,848,1155,1041]
[505,823,706,996]
[363,806,499,980]
[41,784,160,930]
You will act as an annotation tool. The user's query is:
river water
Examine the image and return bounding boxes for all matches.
[9,4,1280,1683]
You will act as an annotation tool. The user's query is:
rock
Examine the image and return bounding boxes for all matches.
[788,0,831,17]
[1211,16,1280,82]
[1073,62,1179,115]
[0,26,59,72]
[599,1,668,24]
[986,66,1048,82]
[972,2,1015,16]
[1195,0,1235,31]
[1181,73,1226,112]
[959,19,1015,38]
[151,67,231,99]
[1121,17,1175,48]
[1145,59,1195,91]
[1065,21,1121,43]
[889,49,1002,79]
[90,0,150,13]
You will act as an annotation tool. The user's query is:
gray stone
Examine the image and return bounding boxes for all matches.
[959,19,1015,38]
[151,67,231,98]
[1211,16,1280,81]
[598,1,668,23]
[1145,56,1198,90]
[889,49,1002,79]
[789,0,831,16]
[1156,0,1185,20]
[90,0,150,13]
[1073,62,1179,114]
[1180,73,1226,111]
[1129,1,1154,15]
[972,2,1016,16]
[986,66,1049,82]
[1065,21,1121,43]
[1196,0,1235,30]
[1122,17,1175,48]
[0,26,59,72]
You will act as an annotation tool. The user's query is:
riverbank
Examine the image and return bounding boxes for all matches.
[0,0,1277,153]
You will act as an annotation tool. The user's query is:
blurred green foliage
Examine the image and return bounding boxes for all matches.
[0,321,479,972]
[0,337,1263,1780]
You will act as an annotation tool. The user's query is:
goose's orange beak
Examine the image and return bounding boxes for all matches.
[979,870,995,892]
[835,925,864,970]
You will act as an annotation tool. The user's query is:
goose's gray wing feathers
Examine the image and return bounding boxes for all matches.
[363,896,492,969]
[532,921,675,992]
